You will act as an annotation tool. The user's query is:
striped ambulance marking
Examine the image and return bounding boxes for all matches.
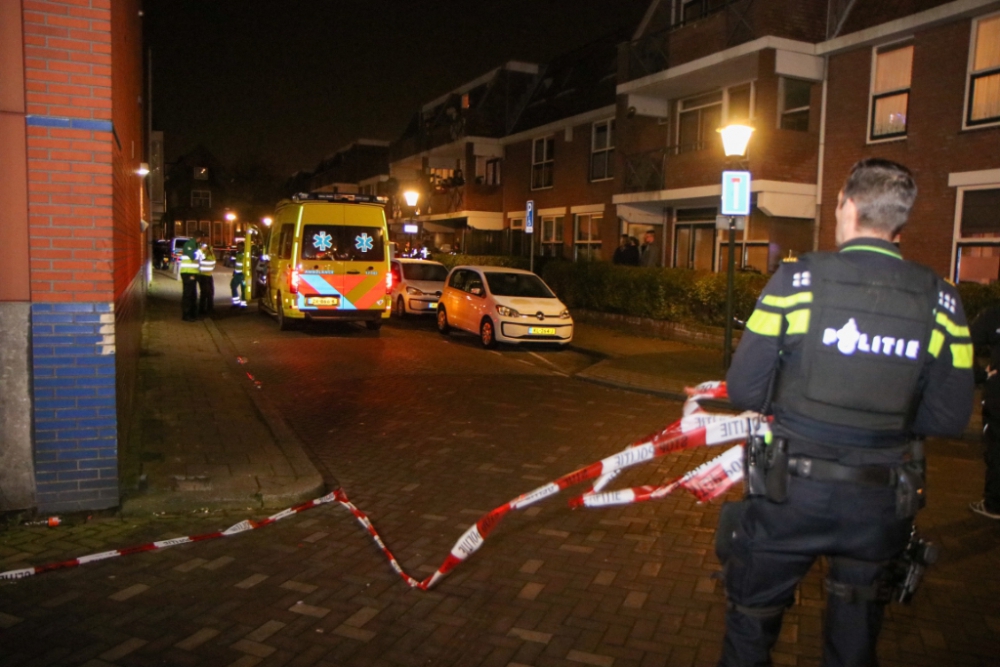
[343,274,384,310]
[300,274,341,296]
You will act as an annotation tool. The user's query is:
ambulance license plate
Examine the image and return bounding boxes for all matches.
[529,327,556,335]
[309,297,339,306]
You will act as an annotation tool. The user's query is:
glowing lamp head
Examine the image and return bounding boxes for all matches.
[403,190,420,207]
[718,124,754,157]
[262,216,273,227]
[136,163,150,177]
[225,212,237,222]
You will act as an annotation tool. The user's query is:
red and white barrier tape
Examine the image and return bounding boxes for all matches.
[2,381,765,589]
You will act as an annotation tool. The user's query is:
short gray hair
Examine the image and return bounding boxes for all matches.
[842,158,917,237]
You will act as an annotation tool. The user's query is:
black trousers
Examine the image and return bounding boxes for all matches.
[181,274,199,320]
[197,274,214,314]
[983,419,1000,513]
[719,476,911,667]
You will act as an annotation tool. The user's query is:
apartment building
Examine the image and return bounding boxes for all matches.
[615,0,1000,280]
[308,140,391,197]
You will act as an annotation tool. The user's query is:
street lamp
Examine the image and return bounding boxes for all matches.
[717,123,754,370]
[403,190,419,208]
[261,216,272,227]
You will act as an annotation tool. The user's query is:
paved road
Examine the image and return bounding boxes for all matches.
[2,307,999,667]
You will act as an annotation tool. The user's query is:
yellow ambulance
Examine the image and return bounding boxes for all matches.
[259,192,392,331]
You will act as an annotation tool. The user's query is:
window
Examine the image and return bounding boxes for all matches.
[300,225,385,262]
[954,187,1000,283]
[509,217,524,230]
[193,166,208,180]
[715,216,769,273]
[475,157,501,185]
[870,43,913,140]
[191,190,211,208]
[967,14,1000,126]
[575,214,603,261]
[590,120,615,181]
[677,84,753,153]
[276,224,294,260]
[540,215,564,257]
[673,209,717,270]
[780,78,812,131]
[531,137,555,189]
[679,0,728,24]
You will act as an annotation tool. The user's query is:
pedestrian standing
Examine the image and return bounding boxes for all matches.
[970,304,1000,520]
[179,235,201,322]
[720,158,974,666]
[231,242,247,308]
[639,229,659,267]
[197,237,216,316]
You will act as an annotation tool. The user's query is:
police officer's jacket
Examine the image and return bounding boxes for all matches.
[727,237,974,466]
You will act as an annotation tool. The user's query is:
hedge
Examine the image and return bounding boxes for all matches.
[540,260,768,328]
[429,254,1000,327]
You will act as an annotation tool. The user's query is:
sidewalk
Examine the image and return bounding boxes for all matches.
[121,270,325,515]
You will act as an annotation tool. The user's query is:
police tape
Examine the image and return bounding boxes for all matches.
[1,382,764,589]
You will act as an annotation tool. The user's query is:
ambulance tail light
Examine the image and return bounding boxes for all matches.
[385,270,393,294]
[289,266,301,294]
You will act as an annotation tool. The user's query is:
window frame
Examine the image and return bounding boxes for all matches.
[867,40,914,144]
[574,213,603,261]
[963,12,1000,129]
[951,183,1000,282]
[531,136,555,190]
[675,82,755,153]
[190,189,211,208]
[539,214,564,257]
[778,77,812,131]
[590,119,615,182]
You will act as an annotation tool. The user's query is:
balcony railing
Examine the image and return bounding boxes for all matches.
[623,148,667,193]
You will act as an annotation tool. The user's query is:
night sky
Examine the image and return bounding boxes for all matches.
[144,0,651,177]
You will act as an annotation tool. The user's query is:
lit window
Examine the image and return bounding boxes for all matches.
[967,14,1000,126]
[870,43,913,140]
[780,78,812,131]
[954,187,1000,283]
[590,120,615,181]
[575,214,603,261]
[531,137,555,189]
[190,190,211,208]
[193,166,209,180]
[676,84,753,154]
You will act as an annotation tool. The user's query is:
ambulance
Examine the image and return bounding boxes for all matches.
[259,192,392,331]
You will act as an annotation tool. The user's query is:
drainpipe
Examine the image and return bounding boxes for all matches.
[813,54,829,252]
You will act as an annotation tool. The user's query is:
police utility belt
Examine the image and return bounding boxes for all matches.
[743,434,926,518]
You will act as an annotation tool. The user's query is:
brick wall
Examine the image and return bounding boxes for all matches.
[502,121,618,260]
[18,0,146,511]
[821,17,1000,277]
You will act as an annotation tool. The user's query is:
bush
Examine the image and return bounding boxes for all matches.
[958,281,1000,323]
[541,260,768,327]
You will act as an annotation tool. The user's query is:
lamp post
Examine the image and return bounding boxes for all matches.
[403,190,419,256]
[717,123,754,370]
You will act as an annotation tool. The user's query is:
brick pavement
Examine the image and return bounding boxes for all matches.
[0,271,998,666]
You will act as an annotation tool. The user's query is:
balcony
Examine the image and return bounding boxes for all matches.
[425,183,503,216]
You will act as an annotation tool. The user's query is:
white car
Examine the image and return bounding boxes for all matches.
[436,265,573,348]
[390,258,448,317]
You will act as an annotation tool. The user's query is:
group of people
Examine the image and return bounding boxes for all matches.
[178,232,247,321]
[612,229,660,267]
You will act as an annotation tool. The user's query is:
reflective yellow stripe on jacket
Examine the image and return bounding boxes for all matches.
[746,290,813,337]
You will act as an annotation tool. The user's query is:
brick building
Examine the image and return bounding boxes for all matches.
[0,0,147,512]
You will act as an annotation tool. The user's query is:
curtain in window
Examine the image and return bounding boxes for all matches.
[971,17,1000,123]
[874,46,913,93]
[975,15,1000,71]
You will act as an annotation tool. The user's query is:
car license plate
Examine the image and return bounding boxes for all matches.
[309,297,339,306]
[430,302,438,308]
[529,327,556,335]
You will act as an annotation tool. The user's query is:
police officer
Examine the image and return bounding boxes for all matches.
[197,237,216,316]
[179,234,201,322]
[720,158,974,666]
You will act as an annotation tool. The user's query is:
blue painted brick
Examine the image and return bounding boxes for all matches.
[35,473,57,483]
[79,397,115,409]
[34,411,56,421]
[51,303,97,313]
[34,314,76,324]
[35,356,83,367]
[57,430,99,441]
[32,304,52,312]
[36,460,80,473]
[76,417,115,429]
[96,366,115,376]
[73,335,105,345]
[57,345,103,356]
[55,367,97,377]
[34,451,57,461]
[74,314,104,323]
[34,431,57,443]
[79,458,117,470]
[98,429,118,438]
[33,347,54,357]
[34,399,78,410]
[79,355,115,366]
[33,367,53,377]
[54,325,99,335]
[35,335,78,346]
[81,479,117,490]
[56,388,98,399]
[94,303,112,313]
[34,378,71,389]
[38,482,84,493]
[58,409,98,419]
[59,470,99,482]
[56,448,100,460]
[34,389,54,399]
[31,325,54,335]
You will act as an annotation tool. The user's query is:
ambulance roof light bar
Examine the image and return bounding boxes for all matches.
[292,192,388,205]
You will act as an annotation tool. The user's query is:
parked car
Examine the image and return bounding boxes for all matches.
[167,236,191,280]
[436,265,573,348]
[390,258,447,317]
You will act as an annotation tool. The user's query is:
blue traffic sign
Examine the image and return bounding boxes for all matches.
[721,171,751,216]
[525,200,535,234]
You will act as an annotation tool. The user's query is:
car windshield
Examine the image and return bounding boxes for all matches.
[301,225,385,261]
[484,272,555,298]
[403,263,448,282]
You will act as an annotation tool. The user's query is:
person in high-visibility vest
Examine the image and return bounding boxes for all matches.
[197,238,216,316]
[179,235,202,322]
[231,242,247,308]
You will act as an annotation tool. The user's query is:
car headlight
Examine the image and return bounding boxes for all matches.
[559,309,571,319]
[406,286,423,295]
[496,305,520,317]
